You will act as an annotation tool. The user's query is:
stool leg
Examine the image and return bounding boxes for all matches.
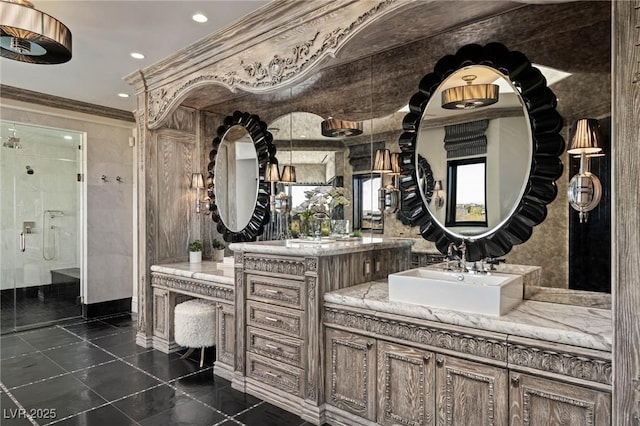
[200,347,205,368]
[180,347,195,360]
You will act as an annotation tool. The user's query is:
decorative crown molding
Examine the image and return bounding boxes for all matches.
[135,0,406,129]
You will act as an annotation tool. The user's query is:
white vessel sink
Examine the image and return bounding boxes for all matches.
[388,268,523,316]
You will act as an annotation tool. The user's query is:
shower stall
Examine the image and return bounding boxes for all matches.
[1,121,83,333]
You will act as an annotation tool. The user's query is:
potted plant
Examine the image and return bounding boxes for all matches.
[188,240,203,263]
[212,238,226,262]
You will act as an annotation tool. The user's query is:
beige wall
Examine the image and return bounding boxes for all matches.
[1,98,135,305]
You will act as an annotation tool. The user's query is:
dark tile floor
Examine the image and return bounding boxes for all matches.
[0,314,316,426]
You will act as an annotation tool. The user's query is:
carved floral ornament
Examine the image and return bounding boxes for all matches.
[143,0,401,129]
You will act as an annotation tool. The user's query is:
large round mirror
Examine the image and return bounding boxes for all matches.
[417,65,532,238]
[208,111,275,242]
[399,43,564,261]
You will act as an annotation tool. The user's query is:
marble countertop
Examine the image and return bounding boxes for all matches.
[324,280,612,352]
[230,237,413,256]
[151,259,235,285]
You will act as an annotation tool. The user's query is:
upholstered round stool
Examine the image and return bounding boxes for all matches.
[174,299,217,367]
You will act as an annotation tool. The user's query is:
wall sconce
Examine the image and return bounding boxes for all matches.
[433,180,445,210]
[265,162,281,182]
[373,149,392,173]
[567,118,604,223]
[191,173,210,214]
[376,151,401,213]
[281,165,296,183]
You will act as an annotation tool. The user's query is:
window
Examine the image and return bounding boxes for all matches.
[445,158,487,227]
[353,174,382,232]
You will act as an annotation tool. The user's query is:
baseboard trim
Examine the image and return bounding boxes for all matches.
[82,298,131,318]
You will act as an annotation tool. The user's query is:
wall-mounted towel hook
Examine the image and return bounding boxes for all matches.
[116,176,123,183]
[101,175,108,182]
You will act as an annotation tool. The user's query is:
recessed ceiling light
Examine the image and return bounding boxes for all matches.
[192,13,208,23]
[64,135,73,140]
[130,52,145,59]
[118,93,130,98]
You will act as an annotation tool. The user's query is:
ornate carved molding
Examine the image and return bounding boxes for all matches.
[305,257,318,273]
[141,0,403,129]
[508,343,612,386]
[307,277,317,301]
[151,273,233,301]
[325,308,508,363]
[234,251,243,265]
[244,255,305,277]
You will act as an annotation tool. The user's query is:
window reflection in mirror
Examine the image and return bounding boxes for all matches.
[446,158,487,228]
[353,174,382,232]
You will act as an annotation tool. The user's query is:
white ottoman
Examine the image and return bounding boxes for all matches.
[174,299,217,367]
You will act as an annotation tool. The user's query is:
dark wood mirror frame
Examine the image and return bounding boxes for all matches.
[398,42,565,261]
[208,110,276,242]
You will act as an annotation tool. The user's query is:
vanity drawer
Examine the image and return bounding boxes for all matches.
[246,274,306,311]
[247,300,303,338]
[246,352,304,398]
[247,326,303,368]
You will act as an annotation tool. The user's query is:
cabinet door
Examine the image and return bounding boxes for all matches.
[325,328,377,421]
[377,341,435,426]
[509,372,611,426]
[435,355,508,426]
[216,302,235,368]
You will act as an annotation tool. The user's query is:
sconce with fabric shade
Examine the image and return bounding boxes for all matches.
[441,75,499,110]
[280,165,296,183]
[390,153,401,175]
[191,173,209,214]
[373,149,392,173]
[265,163,281,182]
[433,180,445,210]
[0,0,72,64]
[567,118,603,155]
[567,118,604,223]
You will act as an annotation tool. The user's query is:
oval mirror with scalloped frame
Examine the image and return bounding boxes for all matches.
[208,111,276,242]
[398,43,565,261]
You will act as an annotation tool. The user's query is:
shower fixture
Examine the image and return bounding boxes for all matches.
[2,127,22,149]
[45,210,64,219]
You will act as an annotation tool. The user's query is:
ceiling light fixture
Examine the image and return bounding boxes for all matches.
[63,135,72,140]
[321,118,363,138]
[130,52,144,59]
[118,93,129,98]
[0,0,72,64]
[441,75,499,110]
[192,13,208,23]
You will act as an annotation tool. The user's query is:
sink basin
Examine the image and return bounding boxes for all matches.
[388,268,523,316]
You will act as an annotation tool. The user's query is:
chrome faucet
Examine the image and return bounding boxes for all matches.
[445,241,467,272]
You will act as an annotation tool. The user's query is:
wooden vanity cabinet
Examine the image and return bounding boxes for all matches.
[233,242,412,425]
[376,341,435,426]
[434,354,508,426]
[324,303,611,426]
[326,328,377,422]
[509,372,611,426]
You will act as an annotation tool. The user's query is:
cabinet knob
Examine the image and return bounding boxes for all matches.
[511,374,520,386]
[435,356,444,367]
[366,341,374,349]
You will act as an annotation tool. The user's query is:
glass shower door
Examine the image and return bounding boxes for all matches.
[1,121,83,333]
